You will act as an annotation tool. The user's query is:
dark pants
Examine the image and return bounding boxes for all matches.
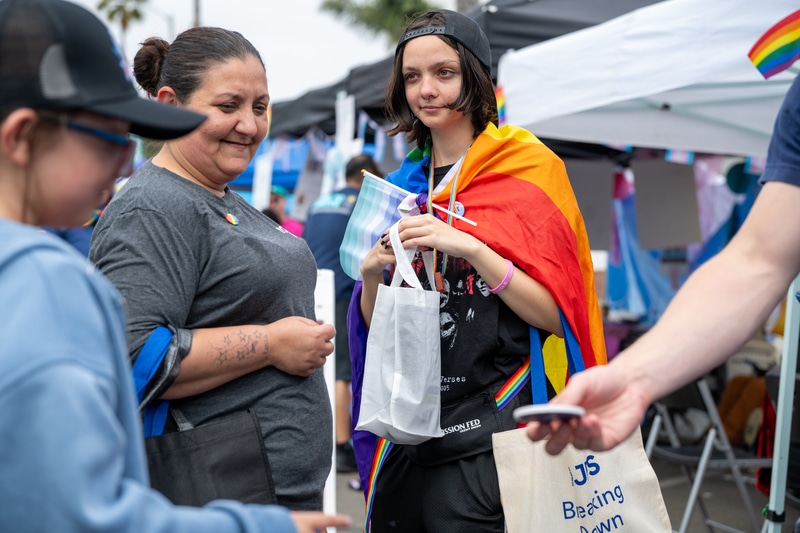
[335,298,352,381]
[369,447,505,533]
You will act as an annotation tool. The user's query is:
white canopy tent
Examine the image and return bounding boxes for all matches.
[497,0,798,158]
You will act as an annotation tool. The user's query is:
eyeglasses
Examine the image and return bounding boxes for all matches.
[64,120,136,177]
[37,112,137,177]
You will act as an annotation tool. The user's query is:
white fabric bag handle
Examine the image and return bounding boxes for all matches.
[388,221,435,291]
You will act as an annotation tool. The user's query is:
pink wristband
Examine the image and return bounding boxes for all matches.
[487,259,514,294]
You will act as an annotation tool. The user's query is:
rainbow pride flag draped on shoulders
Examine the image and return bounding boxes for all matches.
[347,123,606,527]
[385,122,606,369]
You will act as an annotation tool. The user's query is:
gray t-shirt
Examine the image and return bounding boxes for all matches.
[90,162,331,510]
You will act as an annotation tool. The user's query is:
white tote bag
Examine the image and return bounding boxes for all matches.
[355,222,444,445]
[493,427,672,532]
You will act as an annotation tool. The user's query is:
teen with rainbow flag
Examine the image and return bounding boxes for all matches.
[346,9,606,532]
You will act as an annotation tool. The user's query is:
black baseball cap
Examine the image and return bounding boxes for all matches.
[396,9,491,72]
[0,0,205,140]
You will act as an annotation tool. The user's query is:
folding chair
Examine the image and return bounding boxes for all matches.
[764,369,800,510]
[648,378,773,533]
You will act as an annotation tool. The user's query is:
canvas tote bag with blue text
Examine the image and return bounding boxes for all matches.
[493,427,671,532]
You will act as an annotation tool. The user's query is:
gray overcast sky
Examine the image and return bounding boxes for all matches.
[73,0,458,103]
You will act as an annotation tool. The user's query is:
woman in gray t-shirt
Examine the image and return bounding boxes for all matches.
[90,27,334,511]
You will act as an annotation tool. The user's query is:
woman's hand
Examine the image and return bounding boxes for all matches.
[359,231,398,282]
[358,230,401,328]
[360,215,475,284]
[264,317,336,377]
[164,318,335,398]
[392,214,481,260]
[359,215,468,327]
[390,214,561,334]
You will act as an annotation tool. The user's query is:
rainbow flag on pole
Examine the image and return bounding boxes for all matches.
[749,9,800,79]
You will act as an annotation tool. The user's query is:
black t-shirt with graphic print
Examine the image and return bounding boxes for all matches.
[412,164,546,405]
[411,251,537,405]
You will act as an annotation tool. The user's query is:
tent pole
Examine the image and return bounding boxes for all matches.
[764,274,800,532]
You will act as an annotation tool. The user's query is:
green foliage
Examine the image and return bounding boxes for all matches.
[140,138,164,160]
[96,0,145,32]
[321,0,441,43]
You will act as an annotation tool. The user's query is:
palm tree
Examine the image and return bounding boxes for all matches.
[192,0,201,27]
[456,0,479,12]
[96,0,147,55]
[321,0,439,43]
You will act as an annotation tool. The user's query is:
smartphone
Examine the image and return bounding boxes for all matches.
[512,404,586,423]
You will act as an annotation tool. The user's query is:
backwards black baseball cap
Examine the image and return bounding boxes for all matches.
[0,0,205,140]
[396,9,491,72]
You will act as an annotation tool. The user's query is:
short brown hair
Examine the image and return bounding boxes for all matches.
[385,11,498,150]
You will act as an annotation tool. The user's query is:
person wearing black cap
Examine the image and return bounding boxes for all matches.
[349,9,604,532]
[0,0,350,532]
[90,22,336,516]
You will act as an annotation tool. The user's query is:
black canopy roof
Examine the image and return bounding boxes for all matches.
[270,0,663,138]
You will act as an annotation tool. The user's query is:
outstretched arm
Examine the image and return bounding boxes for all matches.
[529,180,800,454]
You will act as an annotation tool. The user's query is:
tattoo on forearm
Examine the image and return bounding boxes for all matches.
[211,329,266,366]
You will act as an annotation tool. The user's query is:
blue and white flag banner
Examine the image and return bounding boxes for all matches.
[665,149,694,165]
[340,173,411,280]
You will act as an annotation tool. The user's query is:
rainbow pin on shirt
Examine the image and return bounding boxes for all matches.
[225,213,239,226]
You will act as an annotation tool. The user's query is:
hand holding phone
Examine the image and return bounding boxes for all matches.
[512,404,585,424]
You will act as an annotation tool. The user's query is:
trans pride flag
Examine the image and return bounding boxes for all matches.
[749,9,800,79]
[339,174,409,280]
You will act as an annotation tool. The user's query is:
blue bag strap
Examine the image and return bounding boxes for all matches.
[132,326,173,403]
[529,309,586,404]
[143,401,170,437]
[130,326,173,437]
[561,310,586,375]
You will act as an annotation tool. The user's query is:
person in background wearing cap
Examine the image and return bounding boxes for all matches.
[349,10,604,532]
[89,25,337,515]
[270,184,305,237]
[303,153,384,476]
[0,0,350,532]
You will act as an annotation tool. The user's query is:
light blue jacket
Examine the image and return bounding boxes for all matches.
[0,221,295,533]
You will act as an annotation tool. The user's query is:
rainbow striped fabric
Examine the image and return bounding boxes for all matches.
[749,9,800,79]
[363,438,393,531]
[494,357,531,410]
[385,123,607,371]
[495,85,506,126]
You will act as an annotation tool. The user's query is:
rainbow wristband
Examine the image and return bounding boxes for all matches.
[488,259,514,294]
